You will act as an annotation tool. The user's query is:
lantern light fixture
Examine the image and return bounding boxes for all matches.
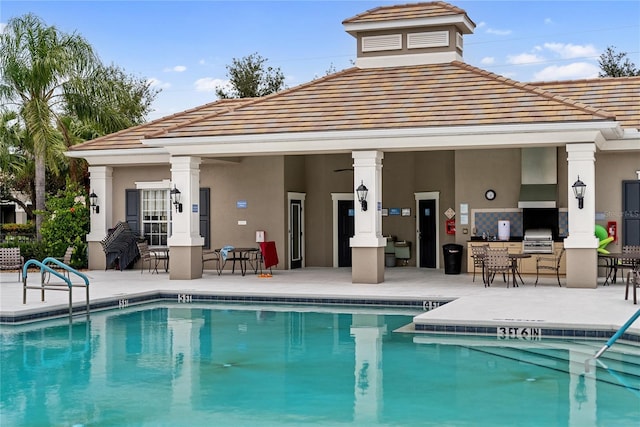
[356,181,368,212]
[170,185,183,213]
[89,191,99,214]
[572,176,586,209]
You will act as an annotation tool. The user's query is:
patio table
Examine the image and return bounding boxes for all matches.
[215,247,259,276]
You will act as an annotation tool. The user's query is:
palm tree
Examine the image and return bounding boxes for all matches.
[0,14,100,237]
[0,14,157,238]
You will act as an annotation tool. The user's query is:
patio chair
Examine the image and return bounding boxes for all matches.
[45,246,74,283]
[484,248,511,287]
[0,247,24,281]
[614,246,640,284]
[202,249,222,275]
[535,248,565,287]
[136,242,167,274]
[624,268,639,304]
[470,244,488,283]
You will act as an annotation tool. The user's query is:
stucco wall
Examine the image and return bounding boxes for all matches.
[595,151,640,252]
[201,157,286,258]
[303,153,353,266]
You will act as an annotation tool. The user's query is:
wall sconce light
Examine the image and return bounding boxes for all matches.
[89,191,99,214]
[170,185,183,213]
[572,176,586,209]
[356,180,368,211]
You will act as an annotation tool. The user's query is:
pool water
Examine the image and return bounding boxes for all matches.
[1,304,639,426]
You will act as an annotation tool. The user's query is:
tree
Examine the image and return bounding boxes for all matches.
[216,52,286,99]
[598,46,640,77]
[0,14,159,237]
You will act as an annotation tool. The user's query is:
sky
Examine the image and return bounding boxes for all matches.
[2,0,639,120]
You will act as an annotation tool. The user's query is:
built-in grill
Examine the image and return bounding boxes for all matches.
[523,228,554,254]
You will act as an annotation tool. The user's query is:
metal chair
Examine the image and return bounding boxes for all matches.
[202,249,222,275]
[624,269,639,304]
[484,248,511,287]
[615,246,640,283]
[471,245,488,283]
[45,246,74,283]
[136,242,167,274]
[535,248,565,287]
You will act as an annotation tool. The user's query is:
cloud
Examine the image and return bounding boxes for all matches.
[476,21,486,29]
[480,57,495,65]
[194,77,230,93]
[544,18,553,25]
[148,78,171,89]
[486,28,512,36]
[541,42,598,59]
[507,53,545,65]
[533,62,600,81]
[163,65,187,72]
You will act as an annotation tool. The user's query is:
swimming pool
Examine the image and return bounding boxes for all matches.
[1,303,639,426]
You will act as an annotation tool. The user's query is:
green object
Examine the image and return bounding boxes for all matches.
[595,225,613,254]
[595,224,608,241]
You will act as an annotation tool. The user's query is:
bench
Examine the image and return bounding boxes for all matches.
[0,247,25,281]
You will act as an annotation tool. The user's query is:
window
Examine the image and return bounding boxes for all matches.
[141,189,170,246]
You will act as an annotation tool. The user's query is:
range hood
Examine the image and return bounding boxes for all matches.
[518,147,557,208]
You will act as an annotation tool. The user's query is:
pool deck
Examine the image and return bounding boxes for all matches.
[1,267,639,339]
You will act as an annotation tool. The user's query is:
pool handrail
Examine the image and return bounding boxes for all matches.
[585,308,640,372]
[594,309,640,359]
[41,257,90,287]
[22,258,90,321]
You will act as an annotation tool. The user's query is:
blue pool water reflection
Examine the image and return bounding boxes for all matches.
[1,304,639,426]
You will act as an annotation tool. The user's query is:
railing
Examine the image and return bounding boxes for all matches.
[585,309,640,372]
[22,258,90,321]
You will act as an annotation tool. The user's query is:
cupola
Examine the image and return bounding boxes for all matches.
[342,1,475,68]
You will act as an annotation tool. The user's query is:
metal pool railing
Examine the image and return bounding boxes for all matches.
[585,308,640,372]
[22,258,90,321]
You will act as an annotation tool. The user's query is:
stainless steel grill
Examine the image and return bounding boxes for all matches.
[523,228,554,253]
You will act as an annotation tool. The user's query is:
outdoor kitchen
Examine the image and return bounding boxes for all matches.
[465,147,567,275]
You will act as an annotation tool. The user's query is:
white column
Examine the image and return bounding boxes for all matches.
[350,151,385,248]
[564,144,598,249]
[168,156,204,247]
[86,166,112,242]
[564,143,599,288]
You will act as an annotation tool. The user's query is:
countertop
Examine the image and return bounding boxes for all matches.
[468,236,566,243]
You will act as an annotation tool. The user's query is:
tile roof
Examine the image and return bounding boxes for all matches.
[150,61,614,140]
[70,62,629,152]
[531,76,640,130]
[342,1,470,25]
[69,98,252,151]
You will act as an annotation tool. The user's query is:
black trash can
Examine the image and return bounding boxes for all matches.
[442,243,463,274]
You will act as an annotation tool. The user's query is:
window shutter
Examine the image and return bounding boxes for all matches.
[125,189,140,235]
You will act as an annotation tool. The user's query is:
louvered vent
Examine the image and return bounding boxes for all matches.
[407,31,449,49]
[456,33,463,50]
[361,34,402,52]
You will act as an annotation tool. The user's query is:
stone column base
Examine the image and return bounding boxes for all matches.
[88,241,106,271]
[352,247,384,284]
[566,248,597,288]
[169,246,203,280]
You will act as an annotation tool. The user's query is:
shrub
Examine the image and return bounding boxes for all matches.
[1,223,36,235]
[38,183,89,268]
